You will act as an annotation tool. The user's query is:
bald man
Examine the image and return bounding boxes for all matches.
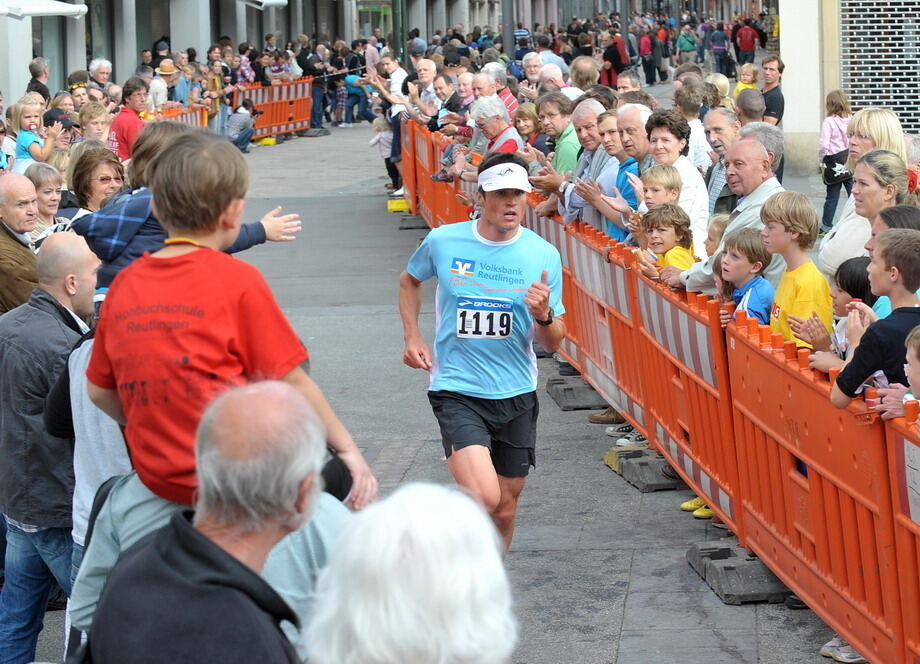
[0,232,99,662]
[0,173,39,314]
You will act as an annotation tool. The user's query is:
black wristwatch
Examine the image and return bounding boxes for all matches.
[535,307,554,326]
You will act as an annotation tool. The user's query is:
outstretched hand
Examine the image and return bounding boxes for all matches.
[260,206,302,242]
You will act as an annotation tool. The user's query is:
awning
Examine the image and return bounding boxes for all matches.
[243,0,288,9]
[0,0,88,19]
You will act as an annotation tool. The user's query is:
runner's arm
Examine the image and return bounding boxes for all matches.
[282,366,378,509]
[398,270,433,370]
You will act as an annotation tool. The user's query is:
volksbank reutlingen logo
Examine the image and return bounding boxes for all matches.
[450,258,476,276]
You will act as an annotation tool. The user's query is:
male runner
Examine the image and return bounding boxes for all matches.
[398,152,566,548]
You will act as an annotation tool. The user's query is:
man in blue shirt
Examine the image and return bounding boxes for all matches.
[399,153,566,548]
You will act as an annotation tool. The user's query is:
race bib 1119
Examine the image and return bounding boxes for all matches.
[456,296,513,339]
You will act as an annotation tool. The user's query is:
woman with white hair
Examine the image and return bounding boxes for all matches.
[470,95,524,155]
[306,482,517,664]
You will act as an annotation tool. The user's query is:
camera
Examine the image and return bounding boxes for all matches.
[252,108,265,116]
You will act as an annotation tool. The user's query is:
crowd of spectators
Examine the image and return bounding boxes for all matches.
[0,8,914,664]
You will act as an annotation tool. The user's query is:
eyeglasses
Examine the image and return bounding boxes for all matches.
[93,176,124,184]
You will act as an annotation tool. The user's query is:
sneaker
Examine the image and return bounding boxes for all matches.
[680,496,706,512]
[605,423,634,437]
[430,170,454,182]
[339,122,353,128]
[692,505,714,519]
[832,643,867,664]
[616,431,647,447]
[391,187,405,197]
[588,407,626,425]
[820,635,845,658]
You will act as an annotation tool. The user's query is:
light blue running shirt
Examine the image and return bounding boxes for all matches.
[407,219,565,399]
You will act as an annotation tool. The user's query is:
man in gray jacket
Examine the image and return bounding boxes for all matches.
[0,232,99,662]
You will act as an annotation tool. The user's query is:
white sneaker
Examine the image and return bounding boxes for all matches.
[820,635,844,658]
[339,122,352,128]
[391,187,404,196]
[605,423,634,437]
[832,643,867,664]
[616,431,647,447]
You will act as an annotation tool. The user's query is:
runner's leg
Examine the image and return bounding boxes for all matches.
[494,475,526,549]
[446,445,501,513]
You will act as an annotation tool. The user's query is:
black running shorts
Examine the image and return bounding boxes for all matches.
[427,390,538,478]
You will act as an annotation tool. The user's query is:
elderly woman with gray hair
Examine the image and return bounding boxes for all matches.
[306,482,517,664]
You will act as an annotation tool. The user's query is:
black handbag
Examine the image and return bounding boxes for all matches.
[822,148,851,186]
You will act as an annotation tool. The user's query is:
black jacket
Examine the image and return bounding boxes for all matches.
[0,289,83,528]
[84,511,301,664]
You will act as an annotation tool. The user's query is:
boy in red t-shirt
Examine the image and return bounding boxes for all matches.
[87,129,377,508]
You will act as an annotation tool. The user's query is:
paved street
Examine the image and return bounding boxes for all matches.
[37,98,833,662]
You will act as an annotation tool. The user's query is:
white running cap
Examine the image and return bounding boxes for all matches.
[477,162,533,193]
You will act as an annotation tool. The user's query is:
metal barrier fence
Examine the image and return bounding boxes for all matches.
[402,119,920,663]
[231,78,313,138]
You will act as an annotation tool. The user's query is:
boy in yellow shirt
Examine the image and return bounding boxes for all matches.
[761,191,833,347]
[635,203,697,278]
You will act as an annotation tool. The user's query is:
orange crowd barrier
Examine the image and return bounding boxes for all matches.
[636,273,742,536]
[231,78,312,138]
[884,406,920,664]
[727,314,902,663]
[403,122,920,660]
[563,223,648,432]
[159,107,207,127]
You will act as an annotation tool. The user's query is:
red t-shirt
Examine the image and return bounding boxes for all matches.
[107,107,145,161]
[87,249,309,505]
[737,26,758,51]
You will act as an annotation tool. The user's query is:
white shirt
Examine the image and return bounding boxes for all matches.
[560,86,584,101]
[148,76,169,111]
[672,155,712,259]
[817,194,870,279]
[388,67,408,117]
[687,118,713,173]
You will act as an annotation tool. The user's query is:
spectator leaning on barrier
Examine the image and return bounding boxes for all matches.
[0,173,40,313]
[830,229,920,409]
[662,137,785,294]
[82,382,326,664]
[0,233,99,664]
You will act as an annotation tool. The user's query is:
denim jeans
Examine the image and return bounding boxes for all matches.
[822,178,853,230]
[311,85,326,128]
[0,520,73,664]
[345,94,376,124]
[233,127,254,151]
[713,50,727,75]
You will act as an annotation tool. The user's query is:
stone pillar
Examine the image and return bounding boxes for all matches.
[776,0,822,174]
[0,16,33,101]
[432,0,447,34]
[408,0,426,37]
[113,0,137,83]
[170,0,211,56]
